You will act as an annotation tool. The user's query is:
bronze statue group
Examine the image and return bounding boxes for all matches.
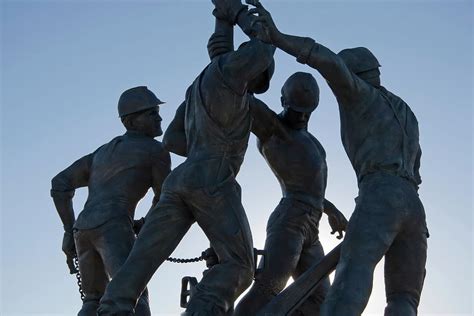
[51,1,428,315]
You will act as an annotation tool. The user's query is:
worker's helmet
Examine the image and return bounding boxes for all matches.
[118,86,164,118]
[337,47,381,74]
[281,72,319,113]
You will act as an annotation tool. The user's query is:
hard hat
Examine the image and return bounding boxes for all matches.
[118,86,164,118]
[337,47,381,74]
[281,72,319,113]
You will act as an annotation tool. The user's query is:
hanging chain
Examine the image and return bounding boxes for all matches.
[166,255,204,263]
[70,251,203,303]
[73,256,85,301]
[135,220,205,264]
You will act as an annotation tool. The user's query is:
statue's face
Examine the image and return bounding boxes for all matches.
[134,107,163,137]
[281,107,311,130]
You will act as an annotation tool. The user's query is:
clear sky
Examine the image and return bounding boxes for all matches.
[1,0,472,315]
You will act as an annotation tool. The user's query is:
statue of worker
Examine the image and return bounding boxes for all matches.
[248,3,428,316]
[97,1,275,315]
[233,72,347,316]
[50,86,171,316]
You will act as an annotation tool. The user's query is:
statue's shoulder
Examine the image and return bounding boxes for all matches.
[151,140,171,164]
[306,132,326,157]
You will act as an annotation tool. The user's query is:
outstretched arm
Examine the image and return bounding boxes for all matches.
[249,2,362,104]
[163,101,187,157]
[249,96,288,143]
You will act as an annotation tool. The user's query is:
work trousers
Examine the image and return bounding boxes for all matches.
[235,198,329,316]
[98,176,254,316]
[320,172,428,316]
[73,217,150,316]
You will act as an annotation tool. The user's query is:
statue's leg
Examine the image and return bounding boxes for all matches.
[94,218,151,316]
[185,179,254,316]
[74,229,108,316]
[384,188,428,316]
[292,236,330,316]
[97,190,194,315]
[320,174,403,316]
[234,199,309,316]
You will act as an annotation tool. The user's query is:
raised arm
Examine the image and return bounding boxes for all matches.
[207,16,235,60]
[208,0,270,60]
[163,101,187,157]
[211,0,275,95]
[249,2,362,104]
[220,39,274,95]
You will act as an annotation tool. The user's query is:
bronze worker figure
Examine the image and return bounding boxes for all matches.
[234,72,347,316]
[249,3,428,315]
[97,1,274,315]
[51,86,171,316]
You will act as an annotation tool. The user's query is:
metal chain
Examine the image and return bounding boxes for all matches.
[166,255,204,263]
[74,256,85,301]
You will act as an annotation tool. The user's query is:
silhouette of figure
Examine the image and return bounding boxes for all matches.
[51,86,170,316]
[234,72,347,316]
[97,1,275,315]
[249,3,428,315]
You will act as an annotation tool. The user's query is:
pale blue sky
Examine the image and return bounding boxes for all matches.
[1,0,472,315]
